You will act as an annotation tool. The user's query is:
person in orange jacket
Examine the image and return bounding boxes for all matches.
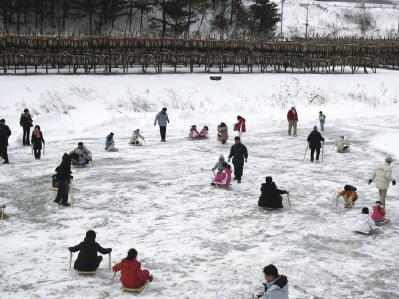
[112,248,153,289]
[337,185,358,208]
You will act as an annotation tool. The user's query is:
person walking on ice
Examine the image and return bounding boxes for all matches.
[54,153,72,206]
[0,119,11,164]
[154,107,169,142]
[31,125,45,159]
[335,136,350,153]
[307,126,324,163]
[318,111,326,131]
[228,136,248,183]
[369,156,396,207]
[20,108,33,146]
[113,248,153,289]
[234,115,246,138]
[287,106,298,136]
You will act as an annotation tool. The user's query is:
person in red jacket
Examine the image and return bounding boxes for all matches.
[287,106,298,136]
[112,248,153,289]
[235,116,246,138]
[371,201,386,223]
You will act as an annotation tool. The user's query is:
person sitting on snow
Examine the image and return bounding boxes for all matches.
[189,125,200,139]
[129,129,145,145]
[335,136,350,153]
[69,230,112,272]
[70,142,92,165]
[255,264,289,299]
[258,176,289,209]
[371,201,386,224]
[212,155,226,174]
[337,185,358,208]
[211,162,232,187]
[356,207,377,234]
[105,132,118,151]
[199,126,209,138]
[113,248,153,289]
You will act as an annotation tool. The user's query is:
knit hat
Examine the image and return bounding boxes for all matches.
[219,155,225,161]
[313,126,318,131]
[266,176,273,183]
[24,108,29,112]
[86,230,96,239]
[385,156,393,163]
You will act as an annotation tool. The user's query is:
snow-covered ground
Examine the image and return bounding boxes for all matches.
[0,72,399,299]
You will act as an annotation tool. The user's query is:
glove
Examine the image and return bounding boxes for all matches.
[368,179,372,185]
[149,275,153,282]
[245,159,247,163]
[393,180,396,186]
[228,159,231,162]
[68,247,73,252]
[107,248,112,253]
[154,123,156,126]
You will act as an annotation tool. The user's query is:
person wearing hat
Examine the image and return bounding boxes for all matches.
[228,136,248,183]
[31,125,45,159]
[20,108,33,146]
[318,111,326,131]
[154,107,169,142]
[69,230,112,271]
[369,156,396,207]
[189,125,200,139]
[105,132,118,151]
[258,177,288,209]
[307,126,324,163]
[129,129,145,145]
[113,248,153,289]
[54,153,73,206]
[212,155,226,174]
[287,106,298,136]
[0,119,11,164]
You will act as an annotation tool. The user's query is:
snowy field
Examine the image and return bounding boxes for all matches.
[0,72,399,299]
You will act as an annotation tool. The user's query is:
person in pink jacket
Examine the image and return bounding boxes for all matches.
[211,162,232,187]
[371,201,386,223]
[199,126,209,137]
[189,125,200,138]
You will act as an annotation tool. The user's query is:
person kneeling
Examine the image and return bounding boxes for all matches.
[258,176,288,209]
[105,132,118,152]
[113,248,153,289]
[337,185,358,208]
[356,207,377,234]
[69,230,112,271]
[211,162,232,187]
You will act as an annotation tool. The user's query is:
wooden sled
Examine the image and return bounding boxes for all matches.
[187,137,208,141]
[129,143,143,146]
[375,219,390,226]
[0,204,6,219]
[105,148,119,152]
[354,230,370,235]
[78,271,96,275]
[121,281,150,294]
[209,76,222,81]
[211,182,231,189]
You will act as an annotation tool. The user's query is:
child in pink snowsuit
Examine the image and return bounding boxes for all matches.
[189,125,200,138]
[212,162,232,187]
[199,126,209,137]
[371,201,386,223]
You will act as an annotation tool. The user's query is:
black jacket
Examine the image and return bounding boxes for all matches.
[31,131,45,149]
[228,143,248,165]
[69,236,111,271]
[55,154,72,180]
[307,131,324,148]
[20,113,33,128]
[258,182,287,208]
[0,124,11,146]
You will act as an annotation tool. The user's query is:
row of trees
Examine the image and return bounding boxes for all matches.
[0,0,280,39]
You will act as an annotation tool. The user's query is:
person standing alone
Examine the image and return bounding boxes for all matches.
[369,156,396,207]
[20,108,33,146]
[287,106,298,137]
[31,125,45,159]
[0,119,11,164]
[235,115,246,138]
[228,136,248,183]
[307,126,324,163]
[318,111,326,131]
[154,107,169,142]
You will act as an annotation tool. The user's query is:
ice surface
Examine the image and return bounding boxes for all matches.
[0,72,398,299]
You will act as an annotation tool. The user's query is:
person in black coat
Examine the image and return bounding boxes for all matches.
[31,125,45,159]
[307,126,325,162]
[20,108,33,146]
[69,230,112,271]
[228,136,248,183]
[0,119,11,164]
[258,176,288,208]
[54,153,72,206]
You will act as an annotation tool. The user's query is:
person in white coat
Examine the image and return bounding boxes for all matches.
[335,136,350,153]
[260,264,289,299]
[369,156,396,207]
[356,207,377,234]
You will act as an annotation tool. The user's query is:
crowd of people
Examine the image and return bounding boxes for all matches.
[1,105,397,298]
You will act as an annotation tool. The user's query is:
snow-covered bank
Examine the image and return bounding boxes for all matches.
[0,72,399,299]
